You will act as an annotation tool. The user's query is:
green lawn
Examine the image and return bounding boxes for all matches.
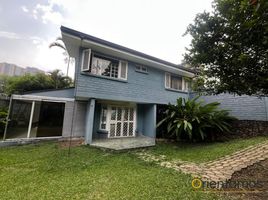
[1,137,265,200]
[0,142,224,200]
[145,136,268,163]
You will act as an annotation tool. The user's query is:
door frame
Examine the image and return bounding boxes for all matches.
[99,104,137,138]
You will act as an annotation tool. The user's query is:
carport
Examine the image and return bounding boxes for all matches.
[3,94,74,140]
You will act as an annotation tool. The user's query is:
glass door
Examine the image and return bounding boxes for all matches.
[5,100,32,139]
[104,105,136,138]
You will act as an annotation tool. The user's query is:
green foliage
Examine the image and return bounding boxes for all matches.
[0,69,73,95]
[5,73,54,95]
[184,0,268,95]
[157,97,236,142]
[0,106,8,135]
[0,75,9,94]
[48,69,73,89]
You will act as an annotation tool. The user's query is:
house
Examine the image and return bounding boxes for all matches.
[2,26,194,149]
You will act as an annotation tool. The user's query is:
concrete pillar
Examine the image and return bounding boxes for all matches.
[85,99,95,144]
[143,104,157,138]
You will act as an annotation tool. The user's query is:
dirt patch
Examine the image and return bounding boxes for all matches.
[224,159,268,200]
[58,138,84,148]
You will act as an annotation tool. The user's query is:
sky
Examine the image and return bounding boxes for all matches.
[0,0,213,77]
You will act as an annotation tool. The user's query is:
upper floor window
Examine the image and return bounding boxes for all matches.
[135,65,148,73]
[165,73,189,91]
[81,49,127,80]
[91,54,119,78]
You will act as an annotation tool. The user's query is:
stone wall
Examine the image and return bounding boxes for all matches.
[230,120,268,138]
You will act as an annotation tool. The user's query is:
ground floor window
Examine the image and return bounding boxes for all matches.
[100,105,136,138]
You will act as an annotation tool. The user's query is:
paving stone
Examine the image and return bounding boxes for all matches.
[137,140,268,185]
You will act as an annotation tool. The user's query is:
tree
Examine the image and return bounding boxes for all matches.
[1,69,73,95]
[184,0,268,95]
[49,37,74,77]
[48,69,73,89]
[4,73,54,95]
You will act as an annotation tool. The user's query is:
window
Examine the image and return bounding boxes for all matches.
[91,54,119,78]
[135,65,148,73]
[165,73,184,91]
[171,76,182,90]
[81,50,128,80]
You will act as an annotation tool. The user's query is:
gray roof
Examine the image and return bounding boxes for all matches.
[61,26,194,73]
[25,88,74,98]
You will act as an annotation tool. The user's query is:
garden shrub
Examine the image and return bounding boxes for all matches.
[0,106,8,139]
[157,96,236,142]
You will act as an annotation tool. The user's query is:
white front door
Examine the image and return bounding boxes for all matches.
[100,105,136,138]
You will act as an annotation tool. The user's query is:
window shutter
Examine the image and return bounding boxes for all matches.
[165,73,171,88]
[81,49,91,72]
[119,61,127,80]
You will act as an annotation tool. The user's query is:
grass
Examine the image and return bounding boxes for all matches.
[0,142,222,200]
[145,136,268,163]
[1,137,266,200]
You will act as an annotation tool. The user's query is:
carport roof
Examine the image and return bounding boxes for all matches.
[12,88,75,102]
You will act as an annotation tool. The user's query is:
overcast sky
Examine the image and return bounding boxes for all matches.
[0,0,213,77]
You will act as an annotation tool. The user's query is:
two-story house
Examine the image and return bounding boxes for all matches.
[3,26,194,149]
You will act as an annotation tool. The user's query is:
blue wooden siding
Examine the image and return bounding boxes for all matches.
[137,104,156,138]
[72,47,188,105]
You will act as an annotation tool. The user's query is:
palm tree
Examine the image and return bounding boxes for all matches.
[49,37,73,77]
[48,69,73,89]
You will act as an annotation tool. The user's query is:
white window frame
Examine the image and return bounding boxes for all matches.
[99,105,136,138]
[135,65,148,73]
[90,53,128,80]
[165,72,188,92]
[118,60,128,80]
[81,49,91,72]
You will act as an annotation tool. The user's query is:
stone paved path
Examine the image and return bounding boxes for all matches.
[136,141,268,182]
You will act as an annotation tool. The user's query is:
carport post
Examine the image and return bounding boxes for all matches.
[27,101,35,138]
[85,99,95,144]
[3,96,13,140]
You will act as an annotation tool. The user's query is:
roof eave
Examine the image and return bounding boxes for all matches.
[61,26,195,77]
